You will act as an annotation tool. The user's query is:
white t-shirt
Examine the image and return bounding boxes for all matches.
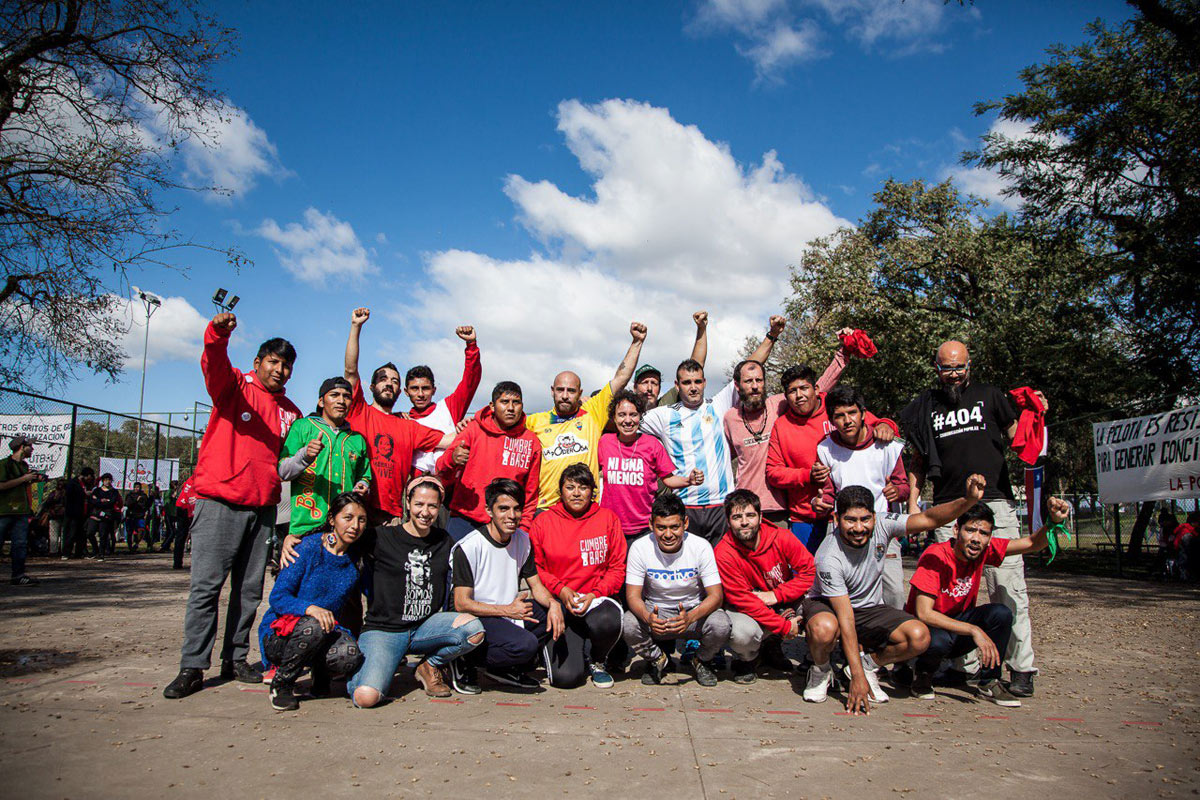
[816,435,905,513]
[411,402,455,473]
[625,532,722,611]
[451,527,535,627]
[809,513,909,608]
[641,379,737,506]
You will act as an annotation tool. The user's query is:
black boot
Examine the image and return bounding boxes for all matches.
[163,668,204,699]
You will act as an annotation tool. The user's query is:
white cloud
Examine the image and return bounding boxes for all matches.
[391,99,849,404]
[179,103,287,200]
[944,118,1037,211]
[256,208,379,285]
[113,294,209,369]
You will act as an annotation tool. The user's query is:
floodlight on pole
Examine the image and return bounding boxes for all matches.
[212,287,239,314]
[132,287,162,481]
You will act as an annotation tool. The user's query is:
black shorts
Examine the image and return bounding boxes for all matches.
[685,504,726,544]
[802,597,916,653]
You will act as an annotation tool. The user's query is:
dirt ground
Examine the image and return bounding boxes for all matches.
[0,552,1197,800]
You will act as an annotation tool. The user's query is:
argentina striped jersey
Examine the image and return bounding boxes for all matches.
[641,379,737,506]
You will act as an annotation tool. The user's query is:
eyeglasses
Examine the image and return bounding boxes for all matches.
[935,362,970,375]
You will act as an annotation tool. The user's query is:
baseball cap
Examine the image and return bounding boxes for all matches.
[318,376,353,397]
[634,364,661,382]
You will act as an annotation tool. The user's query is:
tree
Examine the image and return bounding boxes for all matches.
[965,0,1200,395]
[753,178,1160,492]
[0,0,245,391]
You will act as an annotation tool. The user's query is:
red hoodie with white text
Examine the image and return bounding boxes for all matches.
[529,502,627,599]
[714,521,816,635]
[435,407,541,528]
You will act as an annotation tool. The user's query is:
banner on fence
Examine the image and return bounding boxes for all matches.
[97,457,180,490]
[0,413,73,478]
[1093,405,1200,503]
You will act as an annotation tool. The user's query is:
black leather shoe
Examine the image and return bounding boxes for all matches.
[220,659,263,684]
[1007,670,1035,697]
[163,668,204,699]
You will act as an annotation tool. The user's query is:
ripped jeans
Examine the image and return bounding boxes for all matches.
[347,612,484,697]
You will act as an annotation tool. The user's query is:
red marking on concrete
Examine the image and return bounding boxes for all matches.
[697,708,733,713]
[66,680,97,685]
[632,707,665,711]
[765,710,804,715]
[495,702,531,707]
[563,705,595,710]
[979,715,1009,720]
[903,713,939,718]
[1045,717,1084,723]
[430,699,462,704]
[1122,721,1162,727]
[123,682,155,687]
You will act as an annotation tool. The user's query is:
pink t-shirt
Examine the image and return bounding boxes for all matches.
[598,433,680,537]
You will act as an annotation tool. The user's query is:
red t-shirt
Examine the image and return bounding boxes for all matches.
[905,537,1009,617]
[346,382,443,517]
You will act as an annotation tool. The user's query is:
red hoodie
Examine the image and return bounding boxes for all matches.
[529,502,627,599]
[191,322,300,508]
[714,522,816,636]
[435,407,541,528]
[765,393,895,522]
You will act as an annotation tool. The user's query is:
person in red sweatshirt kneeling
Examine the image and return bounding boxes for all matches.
[715,489,816,684]
[164,312,302,700]
[530,464,627,689]
[436,381,541,542]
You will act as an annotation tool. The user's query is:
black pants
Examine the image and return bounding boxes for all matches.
[543,598,623,688]
[63,514,88,558]
[471,602,552,670]
[83,517,113,556]
[159,516,178,550]
[916,603,1013,683]
[172,516,190,569]
[263,615,363,686]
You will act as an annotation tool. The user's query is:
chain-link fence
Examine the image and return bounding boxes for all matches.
[0,387,210,489]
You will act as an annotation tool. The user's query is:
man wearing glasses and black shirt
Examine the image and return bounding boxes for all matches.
[899,340,1049,699]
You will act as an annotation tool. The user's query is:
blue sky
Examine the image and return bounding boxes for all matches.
[55,0,1132,421]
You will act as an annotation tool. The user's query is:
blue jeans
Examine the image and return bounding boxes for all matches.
[790,518,829,554]
[347,612,483,697]
[0,515,30,578]
[916,603,1014,683]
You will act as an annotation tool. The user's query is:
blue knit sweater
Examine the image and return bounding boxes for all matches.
[257,535,360,662]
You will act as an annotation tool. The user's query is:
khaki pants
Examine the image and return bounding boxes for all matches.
[935,499,1035,674]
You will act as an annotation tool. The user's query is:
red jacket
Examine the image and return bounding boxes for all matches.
[191,322,300,508]
[714,522,816,636]
[765,393,894,522]
[529,502,627,599]
[175,477,197,518]
[435,407,541,529]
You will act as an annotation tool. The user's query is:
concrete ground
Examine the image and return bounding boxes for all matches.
[0,553,1197,799]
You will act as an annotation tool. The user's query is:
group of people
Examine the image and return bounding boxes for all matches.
[151,304,1071,714]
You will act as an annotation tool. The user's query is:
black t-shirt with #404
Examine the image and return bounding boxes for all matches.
[359,524,452,633]
[922,382,1018,504]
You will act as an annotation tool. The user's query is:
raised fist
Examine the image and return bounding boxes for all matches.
[768,315,787,337]
[693,310,709,329]
[965,473,987,503]
[456,325,476,343]
[212,312,237,332]
[351,307,370,326]
[1047,496,1071,524]
[452,442,470,467]
[630,322,647,343]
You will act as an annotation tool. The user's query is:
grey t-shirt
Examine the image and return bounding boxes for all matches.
[808,513,909,609]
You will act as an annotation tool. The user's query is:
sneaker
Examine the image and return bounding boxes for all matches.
[269,681,300,711]
[1007,670,1035,698]
[977,679,1022,708]
[415,659,452,698]
[482,666,540,689]
[449,661,481,695]
[803,663,833,703]
[692,658,719,687]
[843,661,890,704]
[60,556,68,561]
[261,667,276,684]
[162,668,204,699]
[220,659,263,684]
[588,662,614,689]
[760,638,793,672]
[910,671,936,700]
[10,574,39,586]
[731,658,757,685]
[891,663,914,688]
[641,653,670,686]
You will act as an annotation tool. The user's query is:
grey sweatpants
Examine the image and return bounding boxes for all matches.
[622,608,731,662]
[179,497,273,670]
[935,499,1035,674]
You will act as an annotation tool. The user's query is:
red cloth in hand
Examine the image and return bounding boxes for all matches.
[839,329,877,359]
[270,614,301,637]
[1008,386,1046,465]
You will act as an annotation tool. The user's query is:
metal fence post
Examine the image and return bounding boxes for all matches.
[1113,504,1123,578]
[153,423,161,488]
[66,403,79,478]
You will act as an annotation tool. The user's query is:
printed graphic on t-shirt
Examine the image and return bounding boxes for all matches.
[543,427,589,461]
[502,437,535,469]
[647,566,699,581]
[945,576,973,601]
[403,549,434,621]
[764,564,785,586]
[605,456,647,486]
[578,535,609,567]
[931,402,986,440]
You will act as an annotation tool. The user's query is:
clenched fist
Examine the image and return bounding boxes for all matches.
[212,312,237,333]
[693,310,709,330]
[351,307,370,326]
[768,315,787,338]
[630,321,647,343]
[965,473,987,503]
[456,325,476,343]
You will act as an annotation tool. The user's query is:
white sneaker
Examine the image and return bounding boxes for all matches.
[803,663,833,703]
[843,660,890,704]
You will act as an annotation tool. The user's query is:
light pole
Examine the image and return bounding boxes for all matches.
[132,287,162,485]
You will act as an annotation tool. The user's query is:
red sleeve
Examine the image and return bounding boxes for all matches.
[529,517,567,597]
[864,410,900,437]
[819,475,835,509]
[594,513,628,597]
[715,544,790,635]
[986,536,1009,567]
[772,533,816,605]
[815,347,848,393]
[765,425,810,489]
[348,379,368,423]
[888,453,909,498]
[443,343,482,422]
[908,551,948,598]
[200,322,238,406]
[520,439,541,530]
[411,420,444,453]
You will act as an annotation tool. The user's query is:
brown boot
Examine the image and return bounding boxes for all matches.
[415,659,452,698]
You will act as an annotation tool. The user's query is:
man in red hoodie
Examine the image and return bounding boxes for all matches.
[766,365,897,553]
[715,489,816,684]
[437,381,541,541]
[164,312,302,700]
